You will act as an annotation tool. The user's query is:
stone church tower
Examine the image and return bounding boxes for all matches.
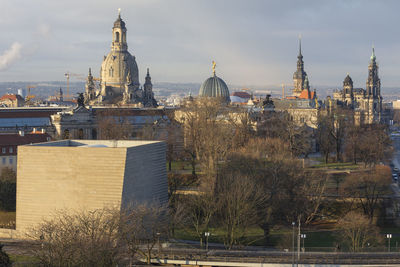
[143,68,157,107]
[293,38,308,97]
[85,11,157,107]
[84,68,96,103]
[366,47,382,122]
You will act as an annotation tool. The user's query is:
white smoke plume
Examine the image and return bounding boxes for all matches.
[0,42,23,71]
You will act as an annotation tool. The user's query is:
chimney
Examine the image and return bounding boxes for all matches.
[19,130,24,137]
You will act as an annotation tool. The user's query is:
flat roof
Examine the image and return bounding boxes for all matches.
[27,139,162,148]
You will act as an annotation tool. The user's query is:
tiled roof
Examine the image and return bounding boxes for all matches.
[298,89,316,100]
[0,133,51,146]
[0,94,23,101]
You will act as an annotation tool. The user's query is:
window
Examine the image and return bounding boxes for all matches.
[78,129,84,139]
[9,147,13,153]
[1,148,5,154]
[2,158,5,165]
[115,32,120,42]
[63,129,70,139]
[9,158,12,165]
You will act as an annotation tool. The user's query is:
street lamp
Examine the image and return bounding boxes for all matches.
[292,222,295,267]
[386,234,392,252]
[205,232,210,251]
[300,234,307,252]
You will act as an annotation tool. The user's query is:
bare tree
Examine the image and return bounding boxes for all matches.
[29,205,169,267]
[96,109,133,140]
[29,208,123,267]
[180,98,234,187]
[215,171,265,249]
[358,124,392,167]
[119,204,169,265]
[336,211,382,252]
[341,166,391,220]
[180,192,216,247]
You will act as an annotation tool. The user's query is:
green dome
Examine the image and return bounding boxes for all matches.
[199,74,230,103]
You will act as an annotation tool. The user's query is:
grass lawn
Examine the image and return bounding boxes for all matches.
[311,162,359,170]
[173,225,340,249]
[9,254,37,266]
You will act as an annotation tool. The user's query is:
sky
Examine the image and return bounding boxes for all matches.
[0,0,400,88]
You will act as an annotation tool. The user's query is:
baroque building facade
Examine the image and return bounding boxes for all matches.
[84,12,157,107]
[333,48,383,124]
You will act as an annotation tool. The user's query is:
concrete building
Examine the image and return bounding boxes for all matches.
[16,139,167,233]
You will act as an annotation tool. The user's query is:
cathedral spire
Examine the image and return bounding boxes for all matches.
[370,45,376,61]
[298,35,302,58]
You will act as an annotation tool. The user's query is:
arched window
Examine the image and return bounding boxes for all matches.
[63,129,70,139]
[115,32,120,42]
[109,67,114,77]
[78,129,84,139]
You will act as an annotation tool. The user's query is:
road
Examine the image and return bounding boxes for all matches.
[389,134,400,218]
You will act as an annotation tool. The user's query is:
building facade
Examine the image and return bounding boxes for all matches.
[333,48,383,124]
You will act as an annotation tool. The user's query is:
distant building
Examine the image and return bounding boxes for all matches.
[0,130,51,172]
[333,48,383,124]
[272,39,320,128]
[16,139,168,234]
[85,12,157,107]
[230,91,251,104]
[0,107,64,134]
[0,94,24,107]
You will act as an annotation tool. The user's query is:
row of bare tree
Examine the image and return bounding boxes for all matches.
[29,204,168,266]
[316,108,392,165]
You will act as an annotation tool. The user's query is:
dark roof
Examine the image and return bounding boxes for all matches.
[344,74,353,85]
[113,15,126,29]
[0,133,51,146]
[232,91,251,98]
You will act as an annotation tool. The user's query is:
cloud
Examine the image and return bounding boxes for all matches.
[0,42,23,71]
[36,23,51,39]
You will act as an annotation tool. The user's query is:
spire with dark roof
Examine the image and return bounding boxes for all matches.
[298,36,303,59]
[293,36,307,96]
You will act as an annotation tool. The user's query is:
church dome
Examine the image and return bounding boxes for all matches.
[100,51,139,87]
[199,74,230,103]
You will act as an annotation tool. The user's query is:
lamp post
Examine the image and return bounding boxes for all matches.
[386,234,392,252]
[205,232,210,251]
[292,222,295,267]
[300,234,307,252]
[297,216,301,266]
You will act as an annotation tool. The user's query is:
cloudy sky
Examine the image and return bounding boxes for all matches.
[0,0,399,88]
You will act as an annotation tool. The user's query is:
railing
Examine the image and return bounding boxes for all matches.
[146,247,400,265]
